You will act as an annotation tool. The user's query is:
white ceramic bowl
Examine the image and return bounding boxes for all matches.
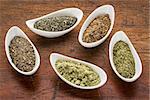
[78,5,115,48]
[109,31,142,82]
[50,53,107,89]
[5,26,40,75]
[26,8,83,38]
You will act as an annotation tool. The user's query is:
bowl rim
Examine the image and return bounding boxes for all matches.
[5,26,40,75]
[78,4,115,48]
[49,53,107,89]
[109,31,142,82]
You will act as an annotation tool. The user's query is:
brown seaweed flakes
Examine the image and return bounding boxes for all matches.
[9,36,35,72]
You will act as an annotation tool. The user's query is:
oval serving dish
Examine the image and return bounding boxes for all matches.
[109,31,142,82]
[78,5,115,48]
[5,26,40,75]
[50,53,107,89]
[26,8,83,38]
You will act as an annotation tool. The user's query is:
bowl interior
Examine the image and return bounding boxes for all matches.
[27,8,83,30]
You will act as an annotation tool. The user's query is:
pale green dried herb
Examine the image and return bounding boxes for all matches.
[113,40,135,78]
[34,16,77,32]
[55,59,100,87]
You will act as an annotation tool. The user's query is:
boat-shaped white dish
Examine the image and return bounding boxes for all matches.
[5,26,40,75]
[109,31,142,82]
[78,5,115,48]
[26,8,83,38]
[50,53,107,89]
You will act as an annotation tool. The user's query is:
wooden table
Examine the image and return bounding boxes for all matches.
[0,0,149,100]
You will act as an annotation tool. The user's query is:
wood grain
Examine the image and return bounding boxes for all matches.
[0,0,149,100]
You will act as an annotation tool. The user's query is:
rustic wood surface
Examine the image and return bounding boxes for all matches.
[0,0,149,100]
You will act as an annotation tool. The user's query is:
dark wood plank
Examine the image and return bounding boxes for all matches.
[0,0,149,100]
